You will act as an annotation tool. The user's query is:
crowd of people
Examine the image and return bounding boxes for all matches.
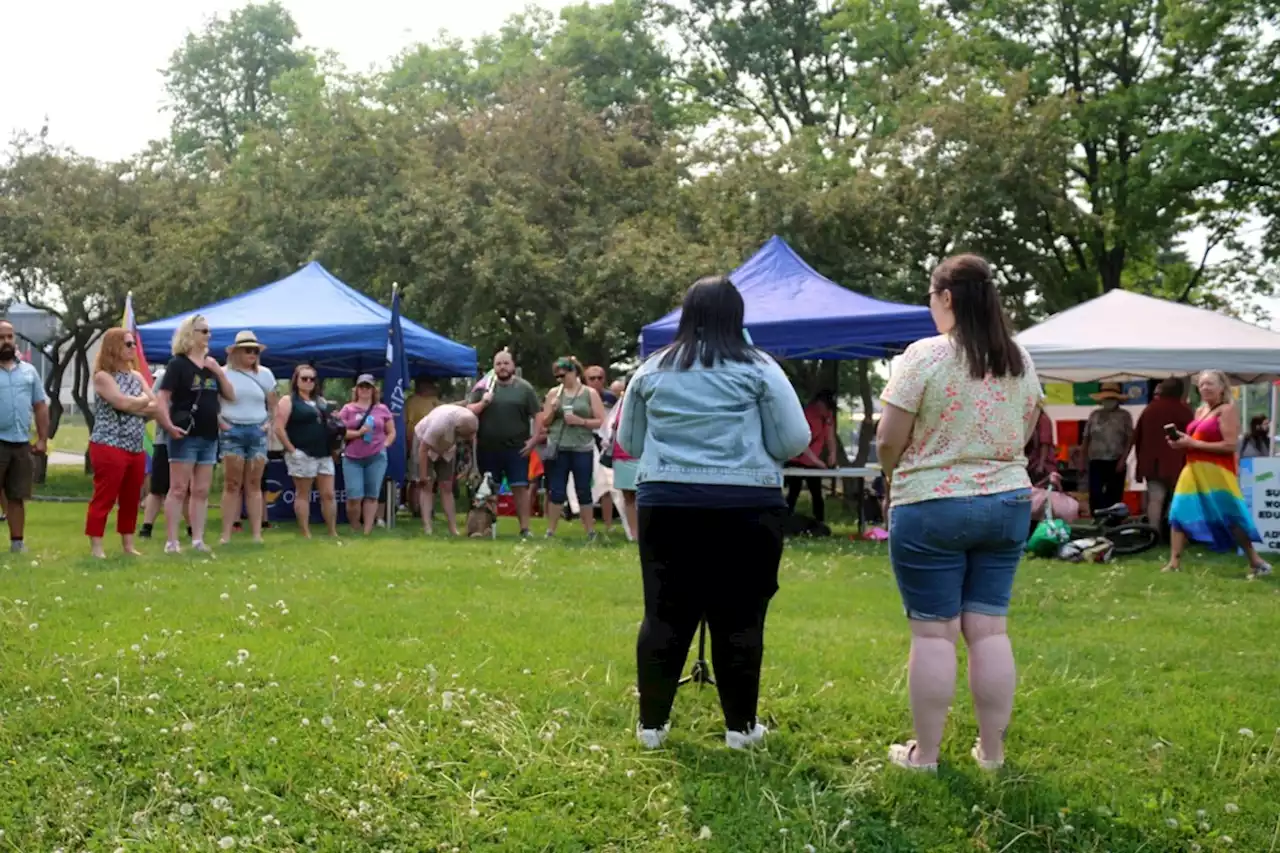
[73,315,642,557]
[3,251,1270,760]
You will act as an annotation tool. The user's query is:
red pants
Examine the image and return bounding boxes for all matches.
[85,443,147,537]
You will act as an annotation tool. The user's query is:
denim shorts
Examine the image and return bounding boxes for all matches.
[342,451,388,500]
[889,489,1032,621]
[477,449,529,488]
[220,422,268,462]
[169,435,218,467]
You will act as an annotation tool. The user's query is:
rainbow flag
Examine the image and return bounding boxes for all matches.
[122,293,156,470]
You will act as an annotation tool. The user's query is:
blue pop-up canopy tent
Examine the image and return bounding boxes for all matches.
[640,236,936,359]
[138,262,477,377]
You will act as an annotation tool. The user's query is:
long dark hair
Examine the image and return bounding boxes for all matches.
[932,254,1025,379]
[1247,414,1270,453]
[658,275,760,369]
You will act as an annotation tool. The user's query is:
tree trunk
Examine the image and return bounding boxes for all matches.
[853,359,875,466]
[71,337,94,475]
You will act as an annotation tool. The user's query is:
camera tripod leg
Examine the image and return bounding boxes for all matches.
[677,619,715,687]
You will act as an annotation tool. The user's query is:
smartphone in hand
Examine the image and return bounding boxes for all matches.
[1163,423,1181,442]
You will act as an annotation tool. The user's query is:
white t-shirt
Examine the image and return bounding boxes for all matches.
[220,365,277,425]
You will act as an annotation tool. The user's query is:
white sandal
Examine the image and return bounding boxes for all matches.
[887,740,937,773]
[971,739,1004,771]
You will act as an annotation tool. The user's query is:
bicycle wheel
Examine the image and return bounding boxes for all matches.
[1107,523,1161,555]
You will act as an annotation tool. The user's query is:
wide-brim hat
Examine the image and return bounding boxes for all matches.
[1090,382,1126,401]
[226,330,266,353]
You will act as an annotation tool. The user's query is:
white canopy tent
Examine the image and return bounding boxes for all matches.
[1016,290,1280,384]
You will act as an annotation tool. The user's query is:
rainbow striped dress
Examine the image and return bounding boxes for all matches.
[1168,413,1260,551]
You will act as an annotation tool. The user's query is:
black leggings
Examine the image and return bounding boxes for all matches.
[1088,458,1126,514]
[785,475,825,521]
[636,504,786,732]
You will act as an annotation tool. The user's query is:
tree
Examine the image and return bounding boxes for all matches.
[954,0,1280,306]
[0,141,157,435]
[164,1,311,165]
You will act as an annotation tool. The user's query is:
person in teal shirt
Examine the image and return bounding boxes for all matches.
[0,320,50,552]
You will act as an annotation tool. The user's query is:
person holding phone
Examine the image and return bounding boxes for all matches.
[154,314,234,555]
[1164,370,1270,578]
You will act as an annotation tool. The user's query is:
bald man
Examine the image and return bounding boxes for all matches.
[414,403,480,536]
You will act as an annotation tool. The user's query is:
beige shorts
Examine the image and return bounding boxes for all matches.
[285,451,335,480]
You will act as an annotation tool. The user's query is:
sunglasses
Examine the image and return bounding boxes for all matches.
[124,341,136,349]
[586,374,604,381]
[554,372,566,380]
[195,328,212,336]
[299,376,316,383]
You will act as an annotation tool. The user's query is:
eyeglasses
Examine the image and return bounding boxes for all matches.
[586,374,604,382]
[299,376,316,383]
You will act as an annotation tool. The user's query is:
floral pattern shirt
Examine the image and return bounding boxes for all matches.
[882,335,1042,507]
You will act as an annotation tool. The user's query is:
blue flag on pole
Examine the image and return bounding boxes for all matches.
[384,288,410,485]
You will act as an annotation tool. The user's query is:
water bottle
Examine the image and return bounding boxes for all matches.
[363,414,375,443]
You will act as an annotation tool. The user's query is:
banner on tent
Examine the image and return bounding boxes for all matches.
[263,458,349,524]
[1239,456,1280,555]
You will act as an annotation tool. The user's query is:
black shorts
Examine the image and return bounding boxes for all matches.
[149,444,170,496]
[0,441,33,500]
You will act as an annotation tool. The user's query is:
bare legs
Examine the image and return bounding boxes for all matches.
[243,457,266,542]
[188,464,214,548]
[419,477,458,536]
[1163,527,1269,575]
[513,484,532,533]
[220,455,246,545]
[292,476,314,538]
[316,474,338,537]
[165,462,194,549]
[964,613,1016,765]
[902,613,1015,767]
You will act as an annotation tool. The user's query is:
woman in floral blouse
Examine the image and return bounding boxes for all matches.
[876,254,1043,773]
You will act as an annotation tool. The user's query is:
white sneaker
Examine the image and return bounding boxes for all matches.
[636,722,670,749]
[725,723,768,750]
[164,541,181,554]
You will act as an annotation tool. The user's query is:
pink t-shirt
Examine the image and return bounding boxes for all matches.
[414,403,477,462]
[339,402,394,459]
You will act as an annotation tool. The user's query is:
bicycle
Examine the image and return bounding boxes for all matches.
[1068,502,1161,556]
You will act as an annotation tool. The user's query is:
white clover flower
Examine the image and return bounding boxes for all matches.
[248,584,257,592]
[28,623,37,631]
[321,716,334,729]
[1224,803,1239,813]
[218,837,235,850]
[237,649,250,662]
[697,826,712,840]
[1238,728,1254,738]
[1166,818,1178,828]
[330,655,340,664]
[301,718,310,726]
[220,593,230,601]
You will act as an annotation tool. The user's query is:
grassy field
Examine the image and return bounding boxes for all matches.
[1,504,1277,852]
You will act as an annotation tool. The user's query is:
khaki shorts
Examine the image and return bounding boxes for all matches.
[0,442,34,500]
[423,454,455,484]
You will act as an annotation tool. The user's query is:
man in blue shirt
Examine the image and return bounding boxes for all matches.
[0,321,50,552]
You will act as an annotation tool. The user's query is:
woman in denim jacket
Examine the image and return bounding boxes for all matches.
[617,275,811,751]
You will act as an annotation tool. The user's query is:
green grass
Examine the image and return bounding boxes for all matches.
[1,505,1277,852]
[50,421,91,456]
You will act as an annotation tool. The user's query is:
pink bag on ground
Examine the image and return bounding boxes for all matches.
[1031,487,1080,523]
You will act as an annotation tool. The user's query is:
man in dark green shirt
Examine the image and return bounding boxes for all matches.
[468,349,542,537]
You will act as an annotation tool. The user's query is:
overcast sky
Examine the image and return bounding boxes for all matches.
[1,0,580,162]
